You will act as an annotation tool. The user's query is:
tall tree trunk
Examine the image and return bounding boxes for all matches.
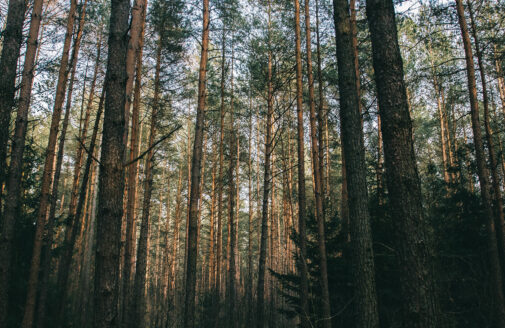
[37,2,89,323]
[427,42,451,186]
[227,48,238,328]
[467,0,505,288]
[247,93,254,324]
[208,145,218,291]
[333,0,380,326]
[0,0,44,324]
[0,0,26,199]
[171,164,183,302]
[123,0,148,145]
[315,0,325,205]
[21,1,78,325]
[303,2,331,326]
[94,0,130,325]
[184,0,209,326]
[131,35,161,328]
[257,2,274,327]
[455,1,505,325]
[216,27,227,305]
[293,0,310,326]
[66,29,103,248]
[123,2,147,322]
[366,0,440,326]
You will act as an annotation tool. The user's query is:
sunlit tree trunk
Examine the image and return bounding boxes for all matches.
[304,2,331,325]
[123,0,148,145]
[467,0,505,287]
[37,3,89,324]
[257,2,274,327]
[21,1,79,325]
[455,0,505,325]
[216,27,227,305]
[123,2,147,322]
[184,0,209,325]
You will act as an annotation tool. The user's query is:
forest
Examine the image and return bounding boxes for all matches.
[0,0,505,327]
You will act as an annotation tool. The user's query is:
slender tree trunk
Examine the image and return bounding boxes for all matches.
[0,0,26,198]
[131,35,161,328]
[0,0,44,324]
[303,2,331,326]
[216,27,227,306]
[427,42,451,186]
[366,0,440,326]
[247,94,254,324]
[455,2,505,326]
[257,2,274,327]
[94,0,130,325]
[333,0,380,326]
[123,2,147,322]
[160,170,172,328]
[37,3,89,323]
[21,2,78,325]
[226,47,239,328]
[171,164,183,302]
[209,145,218,291]
[66,29,103,246]
[315,0,325,205]
[467,0,505,289]
[123,0,148,145]
[291,0,310,326]
[184,0,209,325]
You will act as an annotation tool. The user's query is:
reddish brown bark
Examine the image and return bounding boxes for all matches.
[293,0,309,326]
[257,2,275,327]
[93,0,130,324]
[304,2,331,325]
[123,2,147,322]
[131,35,162,328]
[21,2,79,325]
[184,0,209,325]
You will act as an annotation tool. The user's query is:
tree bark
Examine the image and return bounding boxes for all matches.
[467,0,505,289]
[455,0,505,325]
[123,2,147,322]
[21,1,78,325]
[292,0,310,326]
[93,0,130,325]
[227,78,238,328]
[333,0,380,326]
[0,0,44,324]
[184,0,209,325]
[123,0,148,145]
[131,34,161,328]
[216,27,227,304]
[257,2,274,327]
[37,2,89,324]
[366,0,440,326]
[303,2,332,326]
[0,0,26,200]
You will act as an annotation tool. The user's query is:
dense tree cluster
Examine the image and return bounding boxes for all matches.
[0,0,505,327]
